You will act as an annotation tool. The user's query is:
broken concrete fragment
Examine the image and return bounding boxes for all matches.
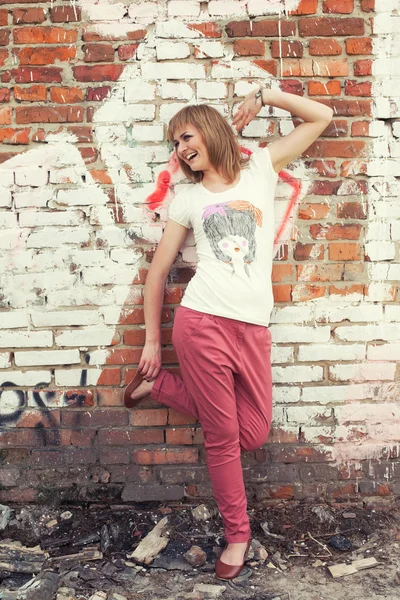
[328,557,378,578]
[25,571,59,600]
[0,504,12,530]
[191,504,212,522]
[183,545,207,567]
[127,516,169,565]
[193,583,226,598]
[0,541,48,573]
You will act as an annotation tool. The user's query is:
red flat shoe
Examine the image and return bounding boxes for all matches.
[124,370,145,408]
[215,539,252,581]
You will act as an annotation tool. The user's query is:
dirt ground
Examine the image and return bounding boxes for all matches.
[1,499,399,600]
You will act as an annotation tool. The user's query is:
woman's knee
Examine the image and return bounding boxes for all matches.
[240,423,270,452]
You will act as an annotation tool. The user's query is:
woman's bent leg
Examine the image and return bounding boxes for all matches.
[150,369,199,419]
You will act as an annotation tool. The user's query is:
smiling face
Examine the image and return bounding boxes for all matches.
[172,124,212,173]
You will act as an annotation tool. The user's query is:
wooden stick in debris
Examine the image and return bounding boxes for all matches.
[127,516,170,565]
[328,557,378,579]
[307,531,332,558]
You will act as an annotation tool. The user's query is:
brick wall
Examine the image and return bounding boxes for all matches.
[0,0,399,505]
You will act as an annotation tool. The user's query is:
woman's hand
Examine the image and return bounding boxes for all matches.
[232,88,263,132]
[138,340,162,381]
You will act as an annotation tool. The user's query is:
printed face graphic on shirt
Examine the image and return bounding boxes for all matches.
[202,200,263,277]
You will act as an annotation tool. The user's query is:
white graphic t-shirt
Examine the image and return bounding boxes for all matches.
[168,146,279,327]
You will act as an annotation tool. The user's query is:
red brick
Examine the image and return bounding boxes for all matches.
[303,140,367,158]
[98,429,164,446]
[298,17,364,37]
[0,127,30,144]
[320,98,372,116]
[360,0,374,10]
[233,39,265,56]
[83,27,147,42]
[346,37,372,55]
[166,428,196,445]
[86,86,111,101]
[62,409,128,428]
[309,38,342,55]
[297,264,344,282]
[354,59,372,76]
[272,264,292,282]
[187,22,221,37]
[310,223,362,240]
[0,489,38,503]
[323,0,354,13]
[0,49,7,66]
[96,368,120,386]
[73,65,124,82]
[340,160,367,177]
[50,86,85,103]
[124,331,145,350]
[345,80,372,97]
[329,243,360,261]
[251,60,276,76]
[84,43,115,62]
[271,40,303,58]
[0,88,10,102]
[308,80,341,96]
[118,44,139,61]
[50,6,81,22]
[131,409,168,427]
[0,8,7,25]
[351,120,369,136]
[278,79,304,95]
[272,285,291,302]
[0,29,10,45]
[16,106,83,124]
[8,67,62,83]
[13,8,45,24]
[13,26,78,44]
[309,180,341,195]
[294,243,324,261]
[283,58,347,77]
[99,448,130,465]
[304,160,337,178]
[0,107,12,124]
[298,202,331,219]
[168,409,198,426]
[14,46,76,65]
[133,448,198,465]
[330,284,364,296]
[337,202,367,219]
[289,0,318,14]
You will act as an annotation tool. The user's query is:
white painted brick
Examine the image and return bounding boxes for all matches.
[0,170,14,187]
[159,82,194,100]
[271,346,294,364]
[334,425,368,443]
[393,122,400,137]
[209,0,246,17]
[270,305,313,324]
[335,402,400,423]
[131,124,164,142]
[27,228,90,249]
[14,168,48,187]
[93,100,155,123]
[160,102,189,122]
[128,2,158,20]
[94,227,129,248]
[13,188,54,209]
[0,331,52,348]
[370,198,400,217]
[0,230,24,250]
[156,21,202,39]
[156,42,190,60]
[367,343,400,361]
[298,344,366,362]
[384,305,400,321]
[124,82,156,102]
[31,310,100,327]
[247,0,282,15]
[373,58,400,77]
[87,2,126,20]
[47,288,114,308]
[365,220,391,241]
[242,119,274,138]
[301,383,376,404]
[300,426,336,444]
[0,189,12,208]
[57,188,108,207]
[367,159,400,176]
[272,386,301,404]
[142,62,205,80]
[0,311,29,329]
[2,370,52,386]
[0,212,17,229]
[110,248,143,264]
[272,365,323,383]
[195,41,225,59]
[335,324,400,342]
[15,349,81,367]
[365,282,396,302]
[94,125,127,143]
[55,368,103,386]
[269,325,330,343]
[19,210,85,228]
[197,82,227,99]
[168,0,201,16]
[212,60,273,79]
[83,265,141,287]
[390,220,400,240]
[330,362,396,382]
[55,328,117,347]
[0,352,11,368]
[314,303,383,323]
[369,121,388,137]
[10,272,78,294]
[0,250,32,274]
[286,406,332,425]
[49,168,81,185]
[365,241,396,261]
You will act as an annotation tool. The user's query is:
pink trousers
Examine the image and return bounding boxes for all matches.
[150,306,273,543]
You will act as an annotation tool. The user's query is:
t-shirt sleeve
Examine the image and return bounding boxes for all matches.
[168,187,191,229]
[250,145,279,184]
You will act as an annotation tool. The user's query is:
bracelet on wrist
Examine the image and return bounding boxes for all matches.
[254,88,265,107]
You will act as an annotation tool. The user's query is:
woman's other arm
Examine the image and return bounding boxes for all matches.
[232,89,333,173]
[139,219,189,381]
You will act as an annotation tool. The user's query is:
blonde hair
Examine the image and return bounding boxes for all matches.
[167,104,248,184]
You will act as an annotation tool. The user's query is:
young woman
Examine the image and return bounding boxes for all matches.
[124,87,333,580]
